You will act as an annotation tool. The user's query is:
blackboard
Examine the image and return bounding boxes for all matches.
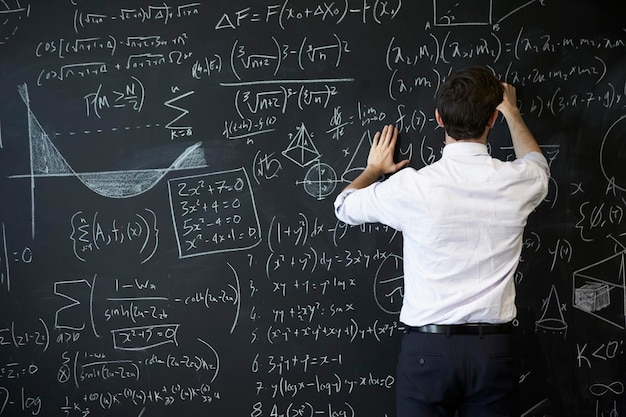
[0,1,624,416]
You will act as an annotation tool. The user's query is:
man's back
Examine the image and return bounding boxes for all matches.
[334,141,549,326]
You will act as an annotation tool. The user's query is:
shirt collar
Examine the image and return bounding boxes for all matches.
[442,142,489,157]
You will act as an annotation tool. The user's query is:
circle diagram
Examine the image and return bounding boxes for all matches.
[302,162,337,200]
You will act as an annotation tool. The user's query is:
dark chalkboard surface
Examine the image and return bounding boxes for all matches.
[0,1,624,416]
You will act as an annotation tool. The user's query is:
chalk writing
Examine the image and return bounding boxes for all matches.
[168,168,262,257]
[0,1,624,417]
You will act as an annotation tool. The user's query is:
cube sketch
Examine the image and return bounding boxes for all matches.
[572,250,626,329]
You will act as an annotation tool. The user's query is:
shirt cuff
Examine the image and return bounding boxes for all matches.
[333,188,357,216]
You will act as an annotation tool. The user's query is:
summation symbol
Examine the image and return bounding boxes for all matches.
[282,123,321,167]
[54,278,94,333]
[165,89,194,139]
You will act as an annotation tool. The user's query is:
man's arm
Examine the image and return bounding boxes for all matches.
[342,124,410,192]
[497,83,542,159]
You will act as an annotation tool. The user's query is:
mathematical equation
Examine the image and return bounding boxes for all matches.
[168,168,262,257]
[0,1,625,417]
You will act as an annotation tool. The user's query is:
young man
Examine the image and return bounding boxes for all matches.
[334,67,549,417]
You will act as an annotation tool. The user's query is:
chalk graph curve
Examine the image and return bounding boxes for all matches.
[599,114,626,192]
[15,84,208,199]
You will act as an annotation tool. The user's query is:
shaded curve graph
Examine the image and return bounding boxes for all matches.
[12,84,208,236]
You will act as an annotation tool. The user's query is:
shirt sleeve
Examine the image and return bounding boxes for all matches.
[519,151,551,205]
[333,175,406,229]
[522,151,550,177]
[334,187,368,226]
[333,188,357,222]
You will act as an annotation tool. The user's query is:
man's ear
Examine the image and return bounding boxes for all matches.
[435,109,444,127]
[487,109,499,128]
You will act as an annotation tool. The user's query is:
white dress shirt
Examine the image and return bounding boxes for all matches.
[334,142,550,326]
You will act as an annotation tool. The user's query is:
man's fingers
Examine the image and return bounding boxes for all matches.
[379,125,389,143]
[372,130,381,145]
[373,124,398,151]
[380,124,396,144]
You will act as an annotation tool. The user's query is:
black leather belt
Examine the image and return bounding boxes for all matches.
[404,322,513,335]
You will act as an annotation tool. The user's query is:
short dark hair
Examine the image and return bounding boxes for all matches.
[435,67,504,140]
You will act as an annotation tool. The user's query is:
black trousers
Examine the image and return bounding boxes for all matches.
[396,329,520,417]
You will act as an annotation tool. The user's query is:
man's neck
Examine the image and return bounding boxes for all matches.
[444,130,489,145]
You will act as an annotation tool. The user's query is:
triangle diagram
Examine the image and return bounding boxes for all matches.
[341,130,373,182]
[282,123,321,167]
